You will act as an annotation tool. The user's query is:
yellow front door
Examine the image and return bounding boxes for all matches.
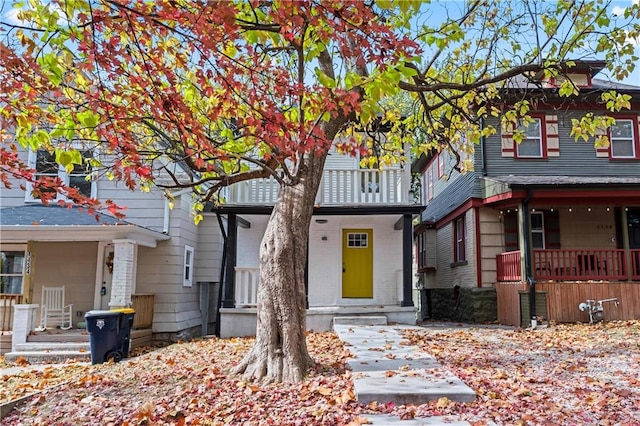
[342,229,373,298]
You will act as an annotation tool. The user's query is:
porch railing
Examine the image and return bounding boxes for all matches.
[497,249,637,281]
[225,168,406,205]
[131,294,154,329]
[235,267,259,307]
[0,294,23,331]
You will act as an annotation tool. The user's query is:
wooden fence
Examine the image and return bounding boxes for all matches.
[496,281,640,326]
[0,294,23,332]
[131,294,154,329]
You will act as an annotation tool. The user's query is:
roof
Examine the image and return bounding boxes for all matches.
[486,175,640,187]
[0,204,126,226]
[0,205,170,247]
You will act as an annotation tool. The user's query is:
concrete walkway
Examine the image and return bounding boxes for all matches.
[334,323,477,426]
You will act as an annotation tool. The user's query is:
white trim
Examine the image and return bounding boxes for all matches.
[183,245,195,287]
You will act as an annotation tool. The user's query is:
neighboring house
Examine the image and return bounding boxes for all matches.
[0,146,224,352]
[413,60,640,326]
[212,140,422,338]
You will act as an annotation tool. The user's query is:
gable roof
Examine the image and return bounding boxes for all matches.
[0,204,125,226]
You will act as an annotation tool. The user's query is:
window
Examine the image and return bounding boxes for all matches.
[427,167,434,201]
[437,152,445,177]
[516,117,544,158]
[347,233,368,248]
[610,119,637,158]
[416,231,427,270]
[183,245,195,287]
[26,149,96,202]
[454,215,466,262]
[0,251,25,294]
[530,212,545,249]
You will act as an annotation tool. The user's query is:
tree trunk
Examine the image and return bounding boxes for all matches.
[232,153,327,383]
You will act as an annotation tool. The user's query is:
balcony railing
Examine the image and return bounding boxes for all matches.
[497,249,640,282]
[225,168,408,205]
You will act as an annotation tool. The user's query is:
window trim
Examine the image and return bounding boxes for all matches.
[608,115,640,160]
[427,167,434,201]
[514,115,548,159]
[183,245,195,287]
[0,250,26,294]
[530,211,546,249]
[25,148,98,202]
[437,152,445,178]
[453,215,466,262]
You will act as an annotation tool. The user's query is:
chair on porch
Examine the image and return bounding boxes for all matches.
[38,286,73,330]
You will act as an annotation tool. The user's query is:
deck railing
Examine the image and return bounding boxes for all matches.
[225,168,407,205]
[131,294,154,329]
[0,294,23,331]
[235,267,259,307]
[497,249,638,282]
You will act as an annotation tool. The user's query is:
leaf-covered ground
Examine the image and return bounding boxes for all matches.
[2,321,639,425]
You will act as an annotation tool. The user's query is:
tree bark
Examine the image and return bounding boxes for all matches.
[232,151,328,383]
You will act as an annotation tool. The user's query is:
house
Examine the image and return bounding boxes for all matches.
[1,129,422,353]
[211,139,422,338]
[413,60,640,327]
[0,145,224,356]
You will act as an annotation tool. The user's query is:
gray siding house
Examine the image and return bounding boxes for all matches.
[413,61,640,326]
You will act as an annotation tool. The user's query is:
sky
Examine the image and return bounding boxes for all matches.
[1,0,639,86]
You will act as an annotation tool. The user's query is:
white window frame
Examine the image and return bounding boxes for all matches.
[25,148,97,202]
[516,117,543,158]
[183,245,195,287]
[610,119,636,159]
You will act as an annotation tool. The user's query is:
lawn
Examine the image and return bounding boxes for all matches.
[2,321,639,425]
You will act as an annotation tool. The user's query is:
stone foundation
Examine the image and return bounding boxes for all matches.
[421,287,497,323]
[152,324,203,344]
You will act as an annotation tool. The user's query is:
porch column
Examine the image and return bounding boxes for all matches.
[222,214,237,308]
[518,197,536,326]
[401,214,414,307]
[109,239,137,309]
[621,207,632,281]
[23,241,37,304]
[12,304,38,352]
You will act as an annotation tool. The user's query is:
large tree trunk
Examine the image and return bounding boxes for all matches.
[232,153,328,383]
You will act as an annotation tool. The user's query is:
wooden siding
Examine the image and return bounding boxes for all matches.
[479,208,504,286]
[131,293,154,329]
[497,281,640,326]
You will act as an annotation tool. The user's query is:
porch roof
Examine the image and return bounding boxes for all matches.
[482,175,640,206]
[0,205,170,247]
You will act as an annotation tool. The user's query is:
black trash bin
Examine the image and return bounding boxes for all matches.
[111,308,135,359]
[85,310,123,364]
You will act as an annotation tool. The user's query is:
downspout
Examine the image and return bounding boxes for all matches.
[214,212,228,337]
[522,189,536,329]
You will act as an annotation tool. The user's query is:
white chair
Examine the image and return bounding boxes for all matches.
[38,286,73,330]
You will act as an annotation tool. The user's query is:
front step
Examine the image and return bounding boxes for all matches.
[333,316,388,327]
[14,342,90,352]
[4,350,90,364]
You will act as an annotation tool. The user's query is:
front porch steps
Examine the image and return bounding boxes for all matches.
[4,344,91,364]
[333,316,388,326]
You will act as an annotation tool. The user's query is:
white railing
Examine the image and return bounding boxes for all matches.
[235,267,259,307]
[225,168,408,205]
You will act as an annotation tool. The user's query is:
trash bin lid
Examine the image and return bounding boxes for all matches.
[111,308,135,314]
[85,310,121,318]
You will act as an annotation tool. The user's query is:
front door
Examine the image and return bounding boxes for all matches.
[342,229,373,298]
[628,209,640,249]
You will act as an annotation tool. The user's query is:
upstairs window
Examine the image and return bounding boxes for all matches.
[437,152,445,177]
[516,117,544,158]
[26,149,96,202]
[610,119,637,159]
[427,167,434,201]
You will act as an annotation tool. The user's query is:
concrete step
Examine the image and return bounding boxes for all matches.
[27,333,89,343]
[333,316,388,327]
[334,324,476,406]
[14,342,90,352]
[4,350,90,364]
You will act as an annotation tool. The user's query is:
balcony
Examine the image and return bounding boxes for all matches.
[225,168,409,206]
[497,249,640,282]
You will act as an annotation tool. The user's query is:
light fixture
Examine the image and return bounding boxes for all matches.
[587,207,592,212]
[550,208,554,212]
[568,208,572,212]
[606,207,611,212]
